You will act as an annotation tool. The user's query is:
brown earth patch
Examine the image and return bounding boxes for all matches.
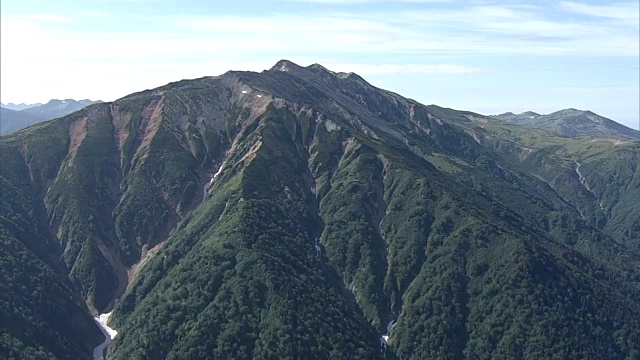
[68,117,88,154]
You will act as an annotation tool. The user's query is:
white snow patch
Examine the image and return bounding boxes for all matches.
[92,312,117,360]
[256,94,263,98]
[242,90,248,94]
[380,319,396,346]
[204,160,228,197]
[212,160,226,179]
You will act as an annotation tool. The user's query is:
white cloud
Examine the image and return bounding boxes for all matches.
[560,2,640,25]
[0,3,638,104]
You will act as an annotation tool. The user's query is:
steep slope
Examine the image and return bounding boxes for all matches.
[494,109,640,139]
[112,61,640,358]
[469,118,640,251]
[0,131,103,358]
[1,60,639,359]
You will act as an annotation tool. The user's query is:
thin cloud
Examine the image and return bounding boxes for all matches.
[1,1,638,107]
[7,14,74,23]
[323,63,488,75]
[285,0,450,3]
[560,1,640,25]
[80,11,108,17]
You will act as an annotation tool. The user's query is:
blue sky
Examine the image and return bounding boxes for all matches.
[1,0,638,129]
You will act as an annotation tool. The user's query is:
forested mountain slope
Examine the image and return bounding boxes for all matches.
[1,60,639,359]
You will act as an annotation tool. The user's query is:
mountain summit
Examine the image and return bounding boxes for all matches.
[1,60,639,359]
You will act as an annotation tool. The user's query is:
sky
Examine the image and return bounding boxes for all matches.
[1,0,638,129]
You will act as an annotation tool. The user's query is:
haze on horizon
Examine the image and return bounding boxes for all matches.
[1,0,638,129]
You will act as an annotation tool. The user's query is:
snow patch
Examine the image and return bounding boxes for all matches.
[242,90,248,94]
[92,312,117,360]
[380,320,396,345]
[204,160,228,196]
[256,94,263,98]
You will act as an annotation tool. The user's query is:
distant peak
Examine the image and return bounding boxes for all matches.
[270,59,303,73]
[520,111,541,117]
[554,108,585,115]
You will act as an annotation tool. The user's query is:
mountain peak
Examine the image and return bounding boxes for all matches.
[552,108,585,116]
[270,59,304,73]
[495,107,639,139]
[519,111,541,117]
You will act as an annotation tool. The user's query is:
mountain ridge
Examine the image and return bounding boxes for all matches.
[494,109,639,139]
[1,102,43,111]
[1,60,639,359]
[0,98,101,135]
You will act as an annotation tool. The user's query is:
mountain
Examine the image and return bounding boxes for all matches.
[21,99,101,119]
[494,109,640,139]
[0,107,42,135]
[1,60,639,359]
[1,102,42,111]
[0,99,101,135]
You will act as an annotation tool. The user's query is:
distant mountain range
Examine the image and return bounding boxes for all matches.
[493,109,640,139]
[1,102,43,111]
[1,99,101,135]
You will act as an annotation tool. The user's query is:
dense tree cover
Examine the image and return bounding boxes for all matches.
[1,60,639,359]
[108,107,384,359]
[0,139,102,359]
